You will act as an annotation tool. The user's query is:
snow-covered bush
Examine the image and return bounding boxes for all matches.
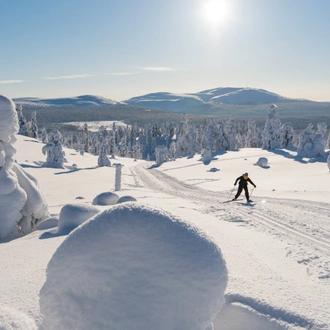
[42,129,65,168]
[0,95,49,240]
[40,203,227,330]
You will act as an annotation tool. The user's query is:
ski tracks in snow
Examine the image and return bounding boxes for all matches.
[130,163,330,281]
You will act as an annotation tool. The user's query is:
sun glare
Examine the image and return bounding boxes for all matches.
[202,0,231,26]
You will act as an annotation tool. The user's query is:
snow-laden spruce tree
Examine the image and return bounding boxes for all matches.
[262,104,282,150]
[42,129,65,168]
[98,142,111,167]
[0,95,49,240]
[245,119,260,148]
[297,124,325,158]
[224,117,239,150]
[15,103,28,136]
[132,140,142,160]
[155,145,170,166]
[82,123,89,153]
[326,132,330,149]
[27,110,38,138]
[40,127,48,143]
[316,122,327,138]
[281,122,295,148]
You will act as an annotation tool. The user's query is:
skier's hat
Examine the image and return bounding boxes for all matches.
[244,172,248,176]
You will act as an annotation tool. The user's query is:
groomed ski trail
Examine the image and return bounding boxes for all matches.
[130,163,330,256]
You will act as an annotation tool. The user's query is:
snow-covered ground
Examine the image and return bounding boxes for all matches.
[1,134,330,330]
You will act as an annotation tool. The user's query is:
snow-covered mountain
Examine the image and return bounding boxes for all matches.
[203,88,290,104]
[13,95,122,107]
[124,92,205,112]
[124,87,298,112]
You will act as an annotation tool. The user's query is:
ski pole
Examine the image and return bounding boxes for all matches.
[228,186,235,200]
[249,187,255,199]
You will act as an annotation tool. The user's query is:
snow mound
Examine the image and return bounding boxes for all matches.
[116,195,137,203]
[57,203,100,233]
[37,217,58,230]
[0,304,37,330]
[92,191,119,205]
[39,203,228,330]
[255,157,269,167]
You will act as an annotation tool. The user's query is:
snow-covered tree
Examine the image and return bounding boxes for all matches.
[297,124,325,158]
[245,119,260,148]
[169,140,177,160]
[224,117,239,150]
[40,127,48,143]
[15,103,28,136]
[326,132,330,150]
[0,95,49,239]
[27,110,38,138]
[262,105,282,150]
[82,123,89,153]
[155,145,170,166]
[316,122,327,138]
[132,140,142,160]
[42,129,65,168]
[98,143,111,167]
[280,122,295,148]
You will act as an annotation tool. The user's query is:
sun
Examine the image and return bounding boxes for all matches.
[202,0,231,26]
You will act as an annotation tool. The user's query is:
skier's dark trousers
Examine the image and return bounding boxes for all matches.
[233,172,256,202]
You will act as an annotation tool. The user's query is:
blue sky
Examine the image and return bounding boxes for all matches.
[1,0,329,101]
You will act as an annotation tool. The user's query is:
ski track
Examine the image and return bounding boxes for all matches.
[131,163,330,329]
[131,164,330,247]
[131,163,330,273]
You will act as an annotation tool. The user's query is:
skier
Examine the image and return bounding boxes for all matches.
[233,172,256,202]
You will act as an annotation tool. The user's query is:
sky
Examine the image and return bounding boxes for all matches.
[1,0,330,102]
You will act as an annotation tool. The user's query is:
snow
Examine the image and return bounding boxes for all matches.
[1,127,330,328]
[40,203,227,330]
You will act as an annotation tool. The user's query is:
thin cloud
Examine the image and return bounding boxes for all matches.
[44,74,93,80]
[0,80,24,84]
[106,72,140,76]
[140,66,176,72]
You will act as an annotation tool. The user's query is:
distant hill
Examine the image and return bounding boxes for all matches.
[13,95,122,107]
[124,87,300,111]
[12,87,330,131]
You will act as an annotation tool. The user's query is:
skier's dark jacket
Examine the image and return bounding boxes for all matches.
[235,175,256,187]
